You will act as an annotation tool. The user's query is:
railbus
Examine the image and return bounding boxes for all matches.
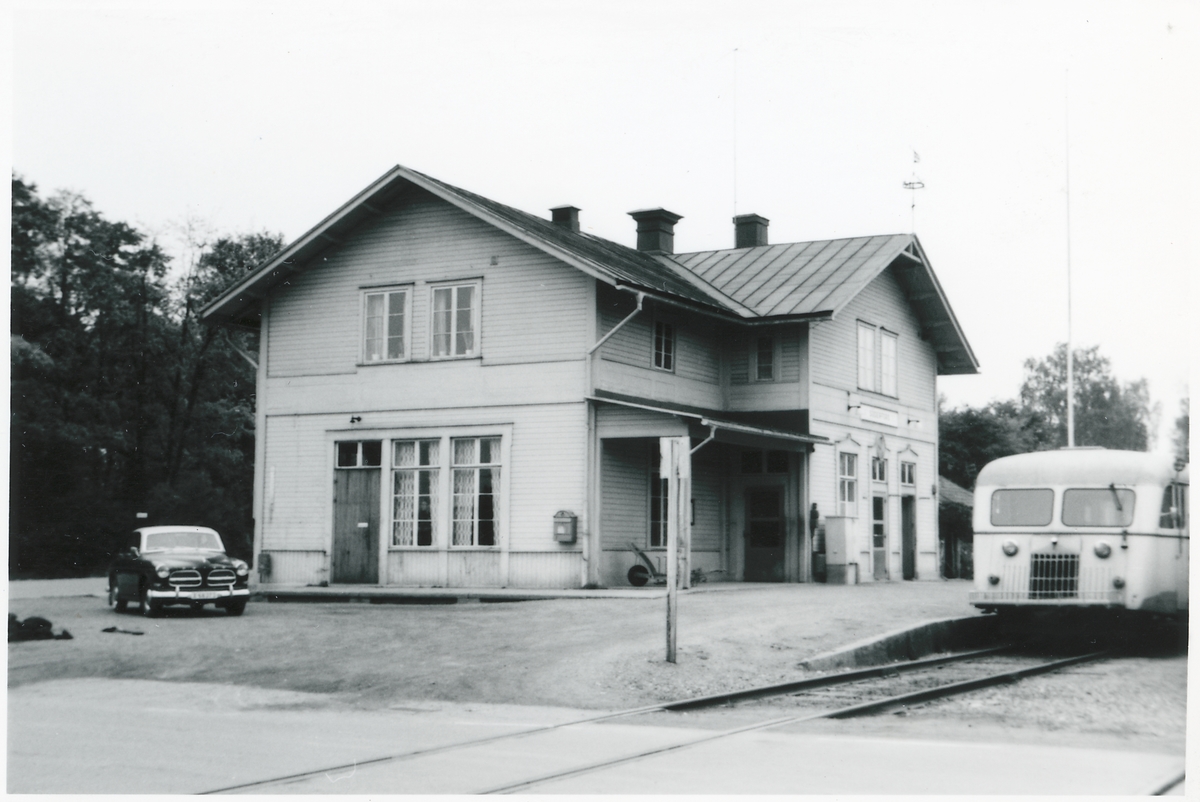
[970,448,1188,619]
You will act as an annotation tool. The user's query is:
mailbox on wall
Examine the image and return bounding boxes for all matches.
[553,511,577,544]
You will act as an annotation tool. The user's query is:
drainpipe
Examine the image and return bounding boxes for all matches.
[691,424,717,455]
[583,289,644,587]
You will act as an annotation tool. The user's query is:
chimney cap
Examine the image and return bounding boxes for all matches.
[629,208,683,225]
[733,213,770,225]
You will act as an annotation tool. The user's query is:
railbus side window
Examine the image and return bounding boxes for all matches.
[990,489,1054,526]
[1160,484,1188,529]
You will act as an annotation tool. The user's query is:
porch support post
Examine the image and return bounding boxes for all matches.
[660,435,691,663]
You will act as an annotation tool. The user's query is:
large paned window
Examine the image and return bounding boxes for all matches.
[452,437,501,546]
[838,452,858,516]
[857,321,898,397]
[392,440,440,546]
[363,288,410,362]
[432,282,479,358]
[653,320,675,371]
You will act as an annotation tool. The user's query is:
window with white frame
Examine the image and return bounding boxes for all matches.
[431,282,480,358]
[857,321,898,397]
[900,461,916,488]
[392,440,440,547]
[871,456,887,483]
[653,320,675,371]
[754,334,776,382]
[363,288,411,362]
[336,440,382,468]
[838,452,858,516]
[452,437,501,546]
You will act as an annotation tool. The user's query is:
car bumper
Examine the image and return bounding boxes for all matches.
[146,587,250,602]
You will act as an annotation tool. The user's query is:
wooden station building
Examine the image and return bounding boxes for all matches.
[202,165,978,590]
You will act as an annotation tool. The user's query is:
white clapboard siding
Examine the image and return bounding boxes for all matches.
[690,445,724,551]
[267,190,592,378]
[508,552,583,588]
[260,550,327,586]
[596,285,720,387]
[448,550,502,586]
[260,403,587,560]
[809,265,936,411]
[600,438,650,550]
[385,551,441,586]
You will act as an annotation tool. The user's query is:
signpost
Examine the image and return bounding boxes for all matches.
[660,436,691,663]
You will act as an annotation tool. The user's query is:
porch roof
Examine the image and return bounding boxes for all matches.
[588,395,830,450]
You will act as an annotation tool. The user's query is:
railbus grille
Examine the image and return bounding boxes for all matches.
[1029,553,1079,599]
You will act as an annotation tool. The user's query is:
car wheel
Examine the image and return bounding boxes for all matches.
[627,564,651,587]
[141,591,161,618]
[109,583,129,612]
[225,600,247,616]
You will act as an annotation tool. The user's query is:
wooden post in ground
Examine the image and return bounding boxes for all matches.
[660,435,691,663]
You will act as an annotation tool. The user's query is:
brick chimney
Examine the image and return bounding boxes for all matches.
[629,209,683,254]
[550,206,580,233]
[734,214,769,248]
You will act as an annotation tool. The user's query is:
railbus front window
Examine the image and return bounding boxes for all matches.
[1062,488,1135,527]
[990,489,1054,526]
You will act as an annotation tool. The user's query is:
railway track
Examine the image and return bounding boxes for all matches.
[206,645,1144,795]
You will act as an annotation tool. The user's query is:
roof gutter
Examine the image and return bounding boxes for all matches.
[613,283,833,327]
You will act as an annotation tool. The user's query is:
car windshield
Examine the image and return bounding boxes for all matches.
[142,530,223,552]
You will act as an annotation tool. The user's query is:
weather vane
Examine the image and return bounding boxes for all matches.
[903,150,925,233]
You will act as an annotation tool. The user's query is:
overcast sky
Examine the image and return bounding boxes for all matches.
[10,0,1197,451]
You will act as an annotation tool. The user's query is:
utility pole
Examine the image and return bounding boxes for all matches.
[660,436,691,663]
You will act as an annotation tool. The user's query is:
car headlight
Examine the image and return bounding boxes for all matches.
[1094,541,1112,559]
[1002,541,1019,557]
[233,561,249,576]
[155,565,171,578]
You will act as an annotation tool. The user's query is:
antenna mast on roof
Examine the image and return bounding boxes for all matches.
[1064,70,1076,448]
[903,150,924,234]
[732,47,739,217]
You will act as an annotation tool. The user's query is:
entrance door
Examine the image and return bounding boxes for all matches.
[872,495,888,580]
[901,495,916,580]
[744,486,785,582]
[333,468,380,583]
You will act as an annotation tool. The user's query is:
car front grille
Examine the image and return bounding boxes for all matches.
[1029,553,1079,599]
[168,568,237,588]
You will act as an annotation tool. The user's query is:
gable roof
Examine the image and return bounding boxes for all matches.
[201,164,977,374]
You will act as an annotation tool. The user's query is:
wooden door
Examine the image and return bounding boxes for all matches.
[901,495,916,580]
[744,486,785,582]
[333,468,380,584]
[872,495,888,580]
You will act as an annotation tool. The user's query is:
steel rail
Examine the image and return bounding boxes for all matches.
[201,645,1012,795]
[484,650,1112,795]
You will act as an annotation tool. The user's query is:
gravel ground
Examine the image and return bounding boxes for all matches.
[7,580,1186,754]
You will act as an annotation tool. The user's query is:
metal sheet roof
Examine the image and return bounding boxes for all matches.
[200,165,977,375]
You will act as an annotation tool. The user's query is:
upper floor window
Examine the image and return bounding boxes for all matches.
[364,288,410,362]
[432,282,480,358]
[858,322,898,397]
[871,457,887,483]
[653,320,675,371]
[838,452,858,516]
[754,334,776,382]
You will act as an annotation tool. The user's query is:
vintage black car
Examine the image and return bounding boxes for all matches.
[107,526,250,616]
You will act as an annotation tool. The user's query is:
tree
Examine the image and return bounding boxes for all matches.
[1019,344,1154,451]
[10,174,284,576]
[938,398,1052,489]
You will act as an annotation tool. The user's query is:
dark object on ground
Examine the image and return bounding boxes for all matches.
[9,614,73,641]
[101,626,145,636]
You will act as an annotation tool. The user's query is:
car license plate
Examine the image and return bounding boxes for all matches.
[192,592,219,600]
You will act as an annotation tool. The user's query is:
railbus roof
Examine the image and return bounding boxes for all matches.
[976,449,1188,489]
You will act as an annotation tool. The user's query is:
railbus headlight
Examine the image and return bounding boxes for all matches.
[988,574,1001,586]
[1002,541,1019,557]
[1113,577,1125,589]
[1093,542,1112,559]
